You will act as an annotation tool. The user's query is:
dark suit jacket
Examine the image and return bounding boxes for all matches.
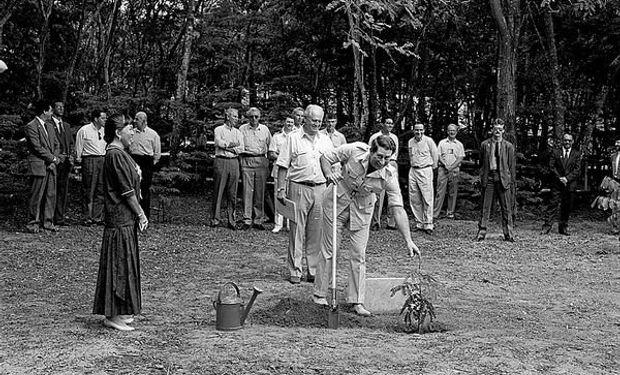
[479,138,516,190]
[549,147,581,191]
[52,117,74,161]
[24,118,59,176]
[612,152,620,180]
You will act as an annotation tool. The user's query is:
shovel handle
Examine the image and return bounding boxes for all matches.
[331,184,337,306]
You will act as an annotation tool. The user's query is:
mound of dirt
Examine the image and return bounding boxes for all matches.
[251,297,447,333]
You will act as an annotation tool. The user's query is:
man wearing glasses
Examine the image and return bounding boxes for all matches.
[75,109,107,225]
[239,107,272,230]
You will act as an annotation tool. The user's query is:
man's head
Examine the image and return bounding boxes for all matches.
[33,100,53,121]
[615,139,620,151]
[292,107,304,128]
[135,111,148,131]
[562,133,574,150]
[447,123,458,140]
[53,102,64,118]
[283,117,294,132]
[225,108,239,127]
[413,123,424,141]
[303,104,324,136]
[247,107,261,126]
[369,135,396,170]
[491,119,505,140]
[382,118,394,134]
[92,109,107,129]
[326,113,337,132]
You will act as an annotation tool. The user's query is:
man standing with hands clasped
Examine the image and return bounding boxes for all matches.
[276,105,334,284]
[476,119,516,242]
[312,136,421,317]
[540,133,581,236]
[51,101,74,226]
[129,111,161,220]
[408,123,438,234]
[434,123,465,220]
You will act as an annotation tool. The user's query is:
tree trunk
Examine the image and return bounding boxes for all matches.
[489,0,522,146]
[62,0,88,104]
[0,1,19,48]
[101,0,122,100]
[542,6,565,142]
[366,43,378,140]
[176,0,195,102]
[35,0,54,100]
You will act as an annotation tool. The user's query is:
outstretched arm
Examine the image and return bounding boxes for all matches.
[390,206,421,258]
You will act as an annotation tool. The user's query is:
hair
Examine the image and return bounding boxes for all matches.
[370,135,396,153]
[104,113,127,144]
[246,107,260,117]
[291,107,304,116]
[447,123,458,131]
[493,118,505,127]
[135,111,147,121]
[326,112,337,121]
[225,107,238,117]
[32,100,51,116]
[91,108,106,121]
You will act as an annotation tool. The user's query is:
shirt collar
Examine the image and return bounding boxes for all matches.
[36,117,47,127]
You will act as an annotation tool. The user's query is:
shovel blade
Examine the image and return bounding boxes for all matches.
[328,306,339,329]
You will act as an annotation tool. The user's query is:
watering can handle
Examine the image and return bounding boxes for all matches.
[216,281,241,302]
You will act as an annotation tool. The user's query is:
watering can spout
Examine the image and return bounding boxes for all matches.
[240,286,263,326]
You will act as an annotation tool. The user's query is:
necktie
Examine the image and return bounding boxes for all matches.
[495,142,500,170]
[564,150,569,159]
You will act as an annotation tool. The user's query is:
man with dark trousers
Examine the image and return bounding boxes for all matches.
[129,111,161,219]
[51,101,74,226]
[24,101,60,233]
[541,133,582,236]
[75,109,107,225]
[476,119,516,242]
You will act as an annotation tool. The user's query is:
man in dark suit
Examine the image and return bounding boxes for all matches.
[476,119,516,242]
[541,133,582,235]
[24,101,60,233]
[51,101,74,226]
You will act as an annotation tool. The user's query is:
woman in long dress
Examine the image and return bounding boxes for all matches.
[93,113,148,331]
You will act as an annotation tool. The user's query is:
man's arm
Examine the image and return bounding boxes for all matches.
[25,122,56,164]
[390,206,421,258]
[74,127,85,163]
[153,132,161,164]
[430,138,439,168]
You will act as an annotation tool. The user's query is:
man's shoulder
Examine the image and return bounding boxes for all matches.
[348,141,369,152]
[146,126,159,136]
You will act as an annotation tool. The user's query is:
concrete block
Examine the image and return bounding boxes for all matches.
[364,277,407,313]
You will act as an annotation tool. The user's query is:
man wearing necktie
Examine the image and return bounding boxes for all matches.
[541,133,582,236]
[24,100,60,233]
[52,101,74,226]
[476,119,516,242]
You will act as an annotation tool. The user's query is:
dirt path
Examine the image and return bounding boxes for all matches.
[0,197,618,374]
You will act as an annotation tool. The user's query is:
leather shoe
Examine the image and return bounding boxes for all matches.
[370,223,380,231]
[103,318,135,331]
[305,273,315,283]
[43,224,58,232]
[253,223,266,230]
[210,219,221,227]
[475,230,486,241]
[504,236,516,242]
[559,229,570,236]
[289,276,301,284]
[352,304,372,317]
[239,223,251,230]
[26,225,40,234]
[312,295,328,306]
[540,225,551,235]
[386,225,397,230]
[423,229,433,235]
[227,222,237,231]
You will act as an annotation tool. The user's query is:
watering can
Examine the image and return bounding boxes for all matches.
[213,282,263,331]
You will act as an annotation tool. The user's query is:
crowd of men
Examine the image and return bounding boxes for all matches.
[22,100,620,314]
[23,101,161,233]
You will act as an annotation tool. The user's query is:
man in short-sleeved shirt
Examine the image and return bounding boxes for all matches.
[369,118,399,230]
[434,123,465,219]
[211,108,244,229]
[312,136,420,317]
[75,109,107,225]
[129,111,161,219]
[268,117,295,233]
[276,105,334,284]
[239,107,272,229]
[408,123,438,233]
[320,115,347,148]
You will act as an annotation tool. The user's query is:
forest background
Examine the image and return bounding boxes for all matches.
[0,0,619,195]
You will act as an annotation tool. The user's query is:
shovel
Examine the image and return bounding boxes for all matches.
[328,183,339,329]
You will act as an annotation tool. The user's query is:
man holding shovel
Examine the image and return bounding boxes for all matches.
[312,135,421,316]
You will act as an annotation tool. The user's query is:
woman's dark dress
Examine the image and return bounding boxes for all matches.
[93,145,142,317]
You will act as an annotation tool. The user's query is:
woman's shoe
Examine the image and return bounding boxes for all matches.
[104,317,135,331]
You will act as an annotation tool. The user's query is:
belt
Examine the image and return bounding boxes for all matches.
[82,155,105,158]
[216,155,238,159]
[292,180,325,187]
[412,165,431,169]
[241,154,265,158]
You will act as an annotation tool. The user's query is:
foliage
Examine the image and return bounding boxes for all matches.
[390,260,439,334]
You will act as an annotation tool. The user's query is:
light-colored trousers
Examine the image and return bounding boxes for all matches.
[313,189,370,304]
[287,182,324,278]
[372,161,397,227]
[408,166,434,230]
[434,167,459,218]
[241,156,269,225]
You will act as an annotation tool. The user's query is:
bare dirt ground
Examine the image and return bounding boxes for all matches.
[0,193,618,374]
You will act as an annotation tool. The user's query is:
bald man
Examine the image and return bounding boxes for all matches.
[129,111,161,219]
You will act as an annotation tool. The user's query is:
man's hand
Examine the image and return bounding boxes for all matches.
[276,189,286,203]
[406,240,421,258]
[560,177,568,185]
[325,171,342,185]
